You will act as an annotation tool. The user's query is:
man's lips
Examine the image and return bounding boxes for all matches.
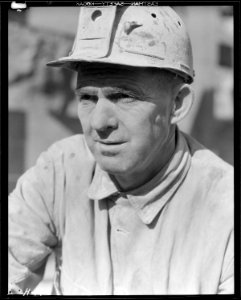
[95,140,125,145]
[93,140,126,156]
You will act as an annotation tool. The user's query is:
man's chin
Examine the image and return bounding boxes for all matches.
[97,157,130,175]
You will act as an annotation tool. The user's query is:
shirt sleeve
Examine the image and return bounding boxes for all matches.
[8,149,59,293]
[218,229,234,294]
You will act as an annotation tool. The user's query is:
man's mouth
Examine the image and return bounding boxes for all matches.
[95,140,126,155]
[96,140,125,145]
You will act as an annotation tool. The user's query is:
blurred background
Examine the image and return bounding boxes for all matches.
[8,6,234,295]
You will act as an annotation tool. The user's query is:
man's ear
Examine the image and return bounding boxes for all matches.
[171,84,194,124]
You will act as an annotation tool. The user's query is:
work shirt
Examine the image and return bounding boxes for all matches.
[8,130,234,295]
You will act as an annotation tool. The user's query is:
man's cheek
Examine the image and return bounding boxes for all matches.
[79,117,91,134]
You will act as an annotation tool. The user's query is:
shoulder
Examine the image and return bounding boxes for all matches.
[47,134,92,157]
[21,134,95,183]
[183,132,233,176]
[39,134,95,165]
[182,132,233,219]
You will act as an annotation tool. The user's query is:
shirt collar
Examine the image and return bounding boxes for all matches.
[87,130,191,225]
[87,163,119,201]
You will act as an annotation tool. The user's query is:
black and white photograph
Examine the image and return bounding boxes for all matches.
[7,2,236,296]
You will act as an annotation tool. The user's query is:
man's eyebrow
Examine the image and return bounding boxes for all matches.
[75,87,97,96]
[75,86,139,94]
[107,86,146,98]
[104,87,136,95]
[75,86,146,100]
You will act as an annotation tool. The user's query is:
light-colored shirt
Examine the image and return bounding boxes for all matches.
[8,130,234,295]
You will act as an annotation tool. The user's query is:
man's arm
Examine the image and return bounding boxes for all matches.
[8,150,59,293]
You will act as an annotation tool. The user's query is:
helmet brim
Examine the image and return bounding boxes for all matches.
[46,55,193,84]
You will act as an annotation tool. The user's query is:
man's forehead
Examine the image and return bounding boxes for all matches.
[76,63,171,88]
[77,63,147,88]
[77,62,175,78]
[77,63,145,77]
[76,76,143,95]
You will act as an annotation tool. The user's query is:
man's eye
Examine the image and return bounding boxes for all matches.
[81,94,91,100]
[79,94,98,102]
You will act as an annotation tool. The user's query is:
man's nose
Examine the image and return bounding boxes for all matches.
[90,97,118,132]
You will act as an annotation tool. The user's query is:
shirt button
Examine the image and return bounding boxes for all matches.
[115,227,129,234]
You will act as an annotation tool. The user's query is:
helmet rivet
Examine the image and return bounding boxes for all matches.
[91,10,102,21]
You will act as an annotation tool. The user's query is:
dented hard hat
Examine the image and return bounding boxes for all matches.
[47,6,195,83]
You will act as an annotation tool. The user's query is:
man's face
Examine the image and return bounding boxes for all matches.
[77,64,175,186]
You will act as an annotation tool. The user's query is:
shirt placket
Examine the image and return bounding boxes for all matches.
[107,193,132,295]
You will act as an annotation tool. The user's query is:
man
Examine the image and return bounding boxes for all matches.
[8,6,233,295]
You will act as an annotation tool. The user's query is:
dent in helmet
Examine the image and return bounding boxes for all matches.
[124,21,143,35]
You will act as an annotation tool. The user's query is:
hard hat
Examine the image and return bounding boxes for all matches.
[47,6,195,83]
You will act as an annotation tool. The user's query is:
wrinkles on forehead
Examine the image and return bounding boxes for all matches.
[76,64,151,99]
[76,63,181,103]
